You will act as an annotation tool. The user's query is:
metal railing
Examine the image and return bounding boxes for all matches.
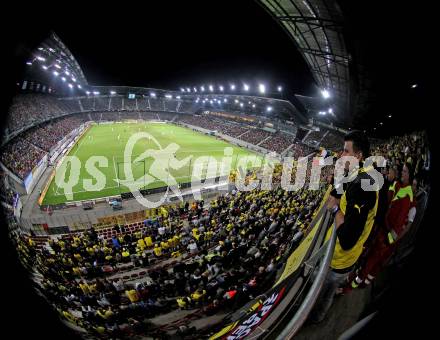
[275,219,337,339]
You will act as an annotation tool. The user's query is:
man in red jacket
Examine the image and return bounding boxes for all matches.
[352,163,414,287]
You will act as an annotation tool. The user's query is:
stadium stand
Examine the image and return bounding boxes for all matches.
[22,115,89,151]
[101,111,120,121]
[110,96,123,111]
[149,98,163,111]
[80,97,94,111]
[58,99,82,113]
[6,94,67,133]
[260,132,294,154]
[303,129,326,145]
[124,98,137,111]
[95,97,110,111]
[0,139,46,179]
[164,99,178,112]
[121,111,140,120]
[137,98,151,111]
[90,111,102,122]
[239,128,271,145]
[139,112,158,120]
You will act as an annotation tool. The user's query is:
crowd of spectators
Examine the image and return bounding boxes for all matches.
[95,97,110,111]
[1,114,91,178]
[238,128,271,146]
[6,94,68,133]
[14,182,325,337]
[303,129,327,146]
[219,123,249,138]
[0,139,46,179]
[260,133,294,154]
[101,112,121,121]
[22,115,88,152]
[123,99,137,111]
[164,100,178,112]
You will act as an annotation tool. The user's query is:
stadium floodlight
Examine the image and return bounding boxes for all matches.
[48,48,55,52]
[240,103,244,107]
[186,88,191,92]
[54,64,61,69]
[248,101,251,104]
[252,104,256,108]
[68,83,73,89]
[374,127,377,130]
[230,84,236,90]
[65,70,70,75]
[77,84,82,89]
[321,89,330,99]
[328,108,333,114]
[224,98,227,103]
[93,91,100,95]
[411,84,418,88]
[36,56,45,61]
[176,95,181,99]
[380,122,383,126]
[42,65,48,70]
[219,85,224,91]
[267,106,273,112]
[110,91,116,95]
[209,85,214,92]
[86,91,90,95]
[180,88,185,92]
[150,92,156,97]
[277,86,282,92]
[210,100,213,104]
[72,77,77,82]
[258,84,266,94]
[53,71,59,76]
[38,47,44,51]
[243,84,249,91]
[26,61,32,65]
[165,94,172,99]
[200,86,205,92]
[61,77,66,82]
[193,87,197,92]
[235,99,239,103]
[388,114,392,118]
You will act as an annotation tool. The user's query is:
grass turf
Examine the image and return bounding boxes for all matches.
[42,122,262,205]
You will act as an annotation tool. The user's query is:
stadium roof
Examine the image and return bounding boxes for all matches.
[23,32,88,94]
[258,0,350,123]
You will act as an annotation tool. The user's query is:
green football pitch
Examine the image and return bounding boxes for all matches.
[42,122,263,205]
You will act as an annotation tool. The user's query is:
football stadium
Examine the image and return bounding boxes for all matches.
[1,1,432,339]
[42,122,261,205]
